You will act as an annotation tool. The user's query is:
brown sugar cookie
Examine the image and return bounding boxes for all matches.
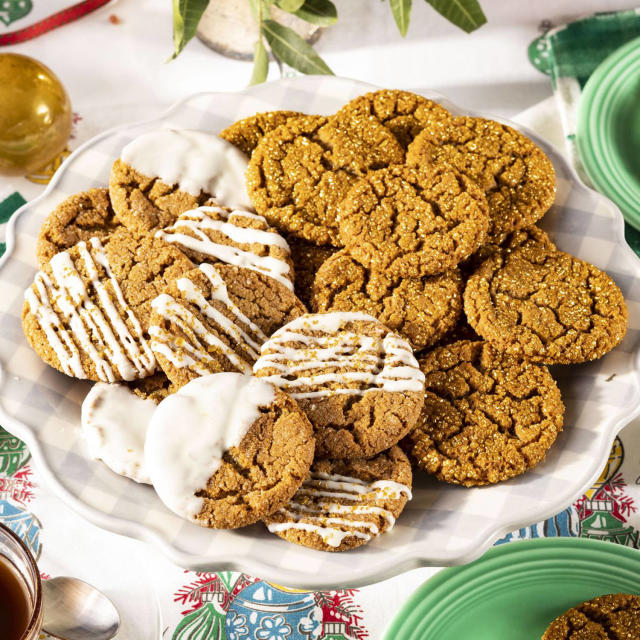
[37,188,124,267]
[109,129,253,234]
[407,116,556,241]
[333,89,452,148]
[542,594,640,640]
[220,110,305,156]
[156,204,295,291]
[246,114,404,246]
[264,446,412,552]
[337,164,490,278]
[126,371,175,404]
[145,373,315,529]
[403,340,564,486]
[149,263,306,389]
[253,312,425,459]
[311,249,463,351]
[22,229,193,382]
[464,227,629,364]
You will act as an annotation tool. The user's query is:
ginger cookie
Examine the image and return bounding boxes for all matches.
[403,340,564,486]
[464,227,629,364]
[22,229,193,382]
[407,116,556,241]
[311,249,463,351]
[246,114,404,246]
[264,446,412,552]
[337,164,490,278]
[149,263,306,389]
[253,312,425,459]
[145,372,315,529]
[156,204,294,291]
[285,233,337,308]
[37,188,124,267]
[109,129,252,234]
[332,89,452,148]
[126,371,175,403]
[543,594,640,640]
[220,110,305,156]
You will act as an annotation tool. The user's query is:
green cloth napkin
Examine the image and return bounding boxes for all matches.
[529,8,640,255]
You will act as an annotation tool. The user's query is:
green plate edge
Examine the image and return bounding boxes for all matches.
[577,35,640,231]
[383,537,640,639]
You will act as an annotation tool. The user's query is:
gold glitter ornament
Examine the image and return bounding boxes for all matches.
[0,53,72,176]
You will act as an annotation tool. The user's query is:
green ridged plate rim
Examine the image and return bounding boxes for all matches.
[384,538,640,639]
[577,35,640,231]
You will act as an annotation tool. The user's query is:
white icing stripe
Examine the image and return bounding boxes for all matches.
[25,240,155,382]
[253,313,424,399]
[157,206,293,291]
[268,471,411,548]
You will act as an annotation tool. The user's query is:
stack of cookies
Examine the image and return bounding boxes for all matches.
[21,89,629,553]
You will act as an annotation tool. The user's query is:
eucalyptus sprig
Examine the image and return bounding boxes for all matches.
[171,0,486,85]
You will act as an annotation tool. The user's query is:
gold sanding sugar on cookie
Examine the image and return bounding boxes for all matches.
[263,446,412,552]
[542,594,640,640]
[407,116,556,241]
[311,249,463,351]
[220,110,305,156]
[403,340,564,487]
[337,163,490,278]
[464,227,628,364]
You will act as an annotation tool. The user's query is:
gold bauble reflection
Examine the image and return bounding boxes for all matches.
[0,53,72,176]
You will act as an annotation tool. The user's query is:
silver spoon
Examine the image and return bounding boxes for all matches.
[41,576,121,640]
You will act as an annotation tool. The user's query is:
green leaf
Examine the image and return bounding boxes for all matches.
[390,0,412,36]
[276,0,305,11]
[250,38,269,85]
[262,19,333,75]
[292,0,337,26]
[171,0,210,59]
[425,0,486,33]
[248,0,261,22]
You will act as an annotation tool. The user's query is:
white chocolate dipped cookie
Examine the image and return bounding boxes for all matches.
[149,263,306,389]
[156,205,294,291]
[253,312,425,459]
[109,129,252,233]
[263,446,412,552]
[144,372,315,529]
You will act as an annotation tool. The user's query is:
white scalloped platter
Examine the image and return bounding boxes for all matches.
[1,76,640,589]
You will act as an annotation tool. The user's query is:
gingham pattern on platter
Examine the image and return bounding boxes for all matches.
[1,76,639,589]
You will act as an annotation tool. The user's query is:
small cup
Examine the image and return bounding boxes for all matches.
[0,522,42,639]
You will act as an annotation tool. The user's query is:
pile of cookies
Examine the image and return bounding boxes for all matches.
[21,89,629,553]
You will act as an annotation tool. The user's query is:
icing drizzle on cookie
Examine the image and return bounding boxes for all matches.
[24,238,155,381]
[121,129,252,210]
[149,263,268,375]
[145,373,276,521]
[156,206,293,290]
[253,312,425,399]
[267,471,411,548]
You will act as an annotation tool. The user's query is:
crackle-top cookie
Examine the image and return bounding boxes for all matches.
[220,110,305,156]
[146,373,315,529]
[22,228,193,382]
[247,114,404,246]
[407,116,556,241]
[403,340,564,486]
[149,263,306,389]
[253,312,425,459]
[264,446,412,552]
[156,205,294,291]
[543,594,640,640]
[311,249,463,351]
[464,227,629,364]
[332,89,452,148]
[337,164,490,278]
[37,188,123,267]
[109,129,252,234]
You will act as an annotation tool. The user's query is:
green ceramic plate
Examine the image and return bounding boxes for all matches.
[578,35,640,231]
[384,538,640,640]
